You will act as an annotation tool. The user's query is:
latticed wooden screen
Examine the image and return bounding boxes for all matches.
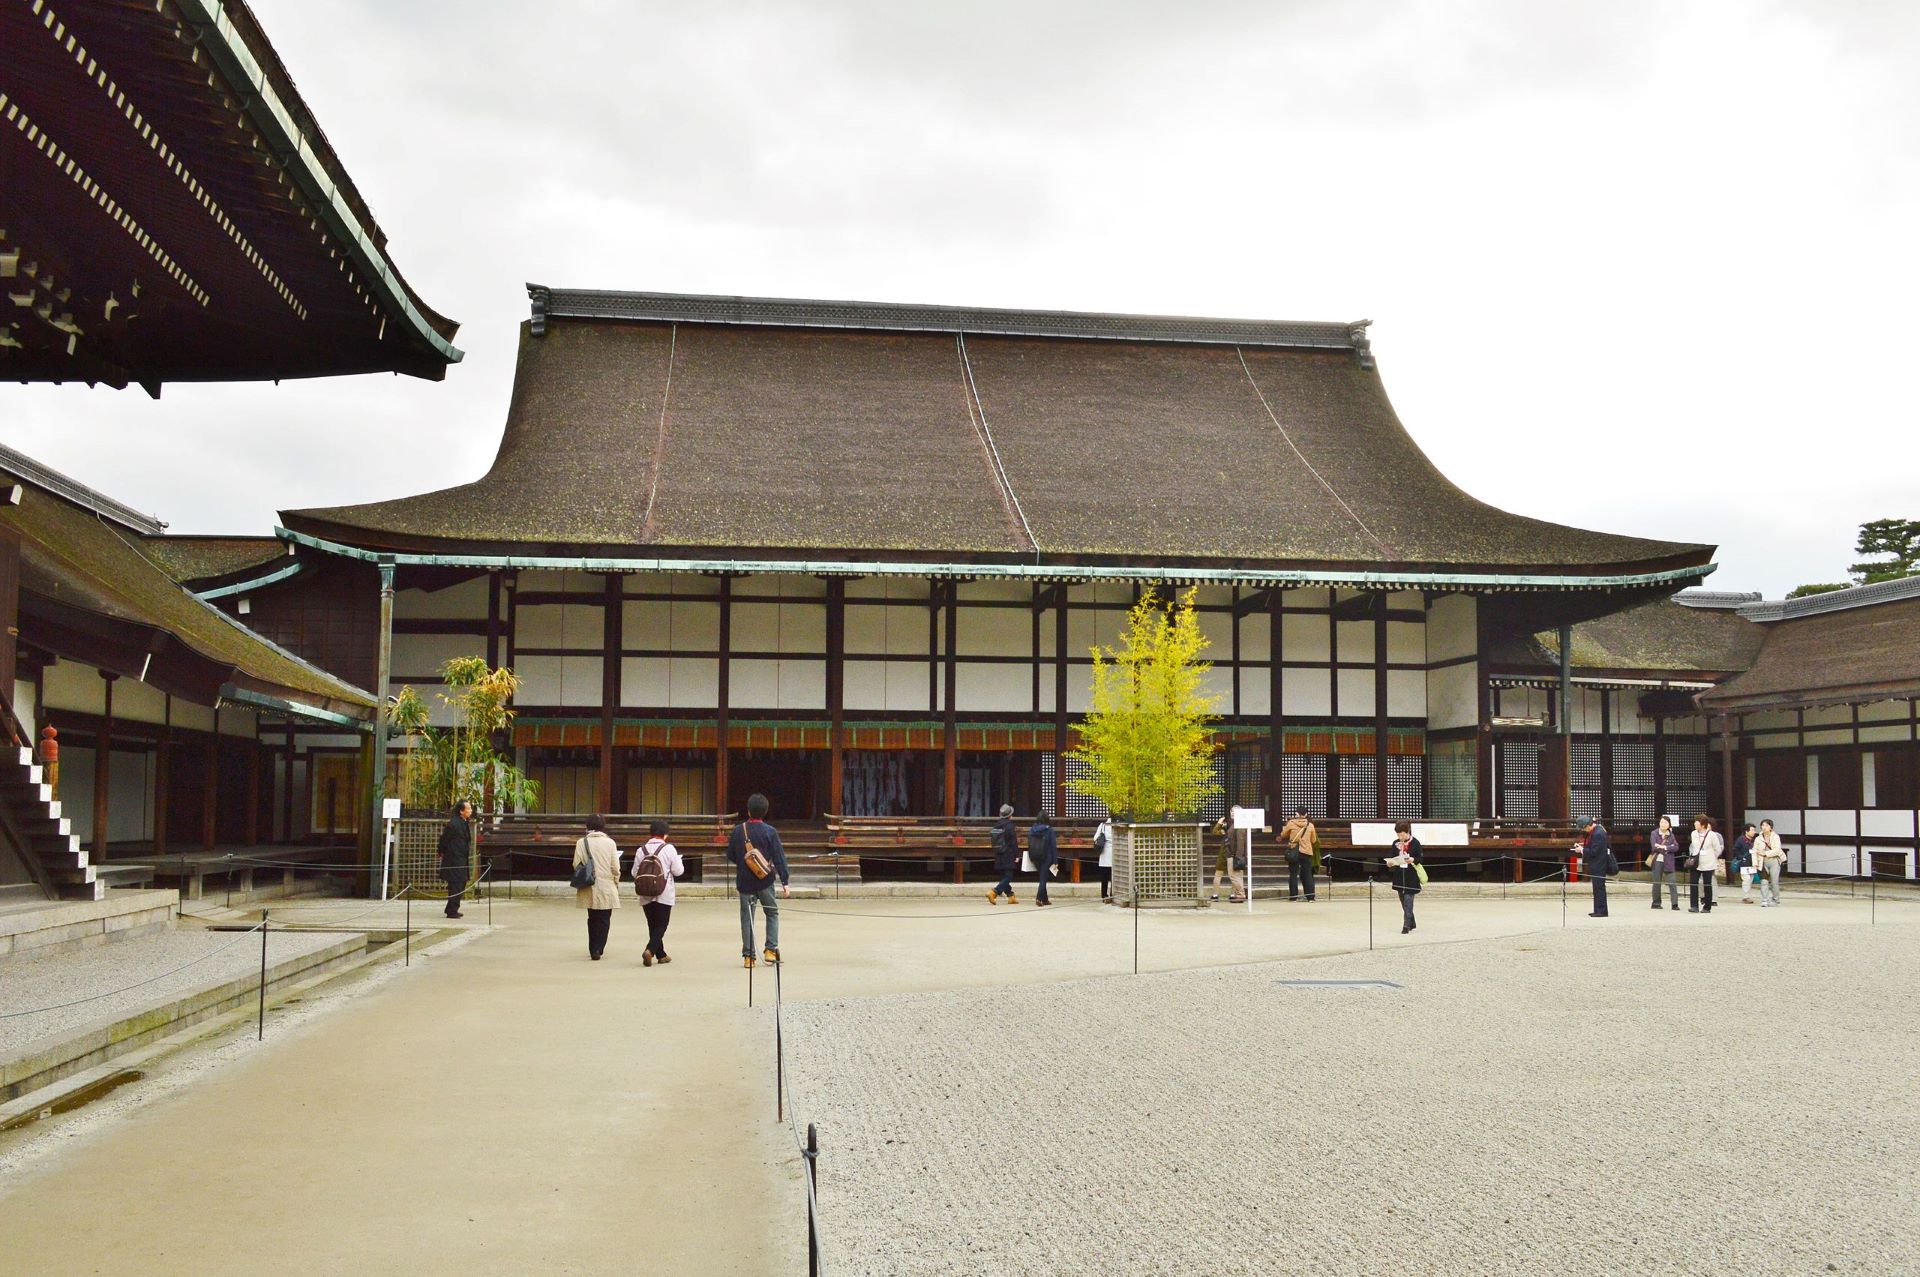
[1667,737,1711,819]
[1040,752,1110,821]
[1386,756,1425,820]
[1498,741,1541,819]
[1426,740,1477,819]
[1571,740,1604,823]
[1611,741,1656,823]
[389,817,457,897]
[1281,755,1328,818]
[1112,822,1204,905]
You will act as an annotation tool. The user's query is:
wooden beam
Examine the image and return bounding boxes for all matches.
[93,671,115,858]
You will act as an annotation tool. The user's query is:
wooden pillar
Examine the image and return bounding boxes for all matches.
[366,561,395,868]
[1598,688,1614,825]
[1373,596,1390,819]
[281,722,296,844]
[826,579,845,816]
[1719,715,1737,834]
[152,696,170,857]
[1652,715,1669,820]
[1537,622,1572,823]
[943,581,958,820]
[245,735,262,846]
[1476,608,1495,820]
[93,671,116,858]
[715,575,732,816]
[486,570,503,668]
[597,573,620,814]
[1053,589,1068,820]
[202,706,220,850]
[1267,591,1283,810]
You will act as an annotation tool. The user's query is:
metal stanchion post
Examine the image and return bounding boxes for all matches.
[1367,878,1374,951]
[748,960,754,1008]
[405,890,412,967]
[257,911,269,1041]
[805,1122,821,1277]
[1561,867,1568,928]
[1132,874,1140,976]
[776,960,785,1122]
[1871,869,1876,925]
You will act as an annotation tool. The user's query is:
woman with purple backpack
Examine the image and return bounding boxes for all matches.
[632,819,686,967]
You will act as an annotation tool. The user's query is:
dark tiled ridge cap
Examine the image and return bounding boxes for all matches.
[526,285,1368,352]
[0,440,166,535]
[1739,574,1920,622]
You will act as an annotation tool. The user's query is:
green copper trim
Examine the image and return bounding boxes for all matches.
[276,527,1715,593]
[221,685,370,731]
[195,558,305,601]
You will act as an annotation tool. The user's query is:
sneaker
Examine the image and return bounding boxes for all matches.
[763,947,781,964]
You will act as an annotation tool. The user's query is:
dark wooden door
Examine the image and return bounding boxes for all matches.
[0,525,19,702]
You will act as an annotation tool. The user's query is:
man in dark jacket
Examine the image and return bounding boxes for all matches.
[437,800,473,919]
[727,792,791,966]
[1582,816,1617,918]
[987,804,1020,905]
[1027,811,1058,907]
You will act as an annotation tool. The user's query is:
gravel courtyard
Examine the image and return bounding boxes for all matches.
[783,915,1920,1276]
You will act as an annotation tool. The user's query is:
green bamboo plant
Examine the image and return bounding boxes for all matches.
[1067,587,1222,820]
[387,657,539,814]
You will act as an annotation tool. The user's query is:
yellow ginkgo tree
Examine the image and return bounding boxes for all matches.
[1067,587,1222,820]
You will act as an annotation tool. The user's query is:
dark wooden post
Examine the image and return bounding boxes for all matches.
[1719,716,1736,832]
[1537,623,1573,823]
[152,696,170,858]
[715,576,732,816]
[943,581,958,820]
[1373,595,1390,819]
[486,570,502,668]
[366,561,396,865]
[826,579,845,816]
[1598,688,1614,825]
[1652,716,1668,820]
[1267,591,1283,809]
[245,735,262,847]
[202,706,220,850]
[1053,588,1068,820]
[281,721,296,844]
[1476,606,1495,820]
[93,670,116,858]
[598,573,620,813]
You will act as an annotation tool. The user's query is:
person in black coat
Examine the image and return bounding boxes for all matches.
[1581,816,1618,918]
[1385,821,1423,933]
[437,800,473,919]
[1027,812,1059,907]
[987,804,1020,905]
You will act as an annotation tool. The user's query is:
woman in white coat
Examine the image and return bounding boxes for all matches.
[1753,818,1786,907]
[572,814,623,960]
[1687,815,1724,914]
[1094,817,1114,901]
[633,819,687,965]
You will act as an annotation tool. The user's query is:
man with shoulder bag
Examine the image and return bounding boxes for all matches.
[728,793,791,967]
[1281,807,1319,902]
[1579,816,1617,918]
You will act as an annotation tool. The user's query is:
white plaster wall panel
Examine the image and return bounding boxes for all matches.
[514,605,565,649]
[396,576,490,621]
[1036,677,1056,714]
[1239,670,1271,717]
[1744,709,1797,732]
[515,656,563,705]
[521,570,601,594]
[1095,582,1133,606]
[1804,844,1855,876]
[1748,809,1800,835]
[958,580,1030,603]
[620,657,669,707]
[1859,699,1910,722]
[667,574,719,596]
[886,577,930,600]
[1804,809,1857,837]
[957,664,1029,712]
[957,608,1030,657]
[173,701,215,733]
[1067,609,1098,660]
[1858,724,1911,744]
[1095,606,1125,651]
[1388,670,1427,718]
[1388,590,1423,610]
[1196,608,1233,655]
[845,578,887,600]
[1281,613,1331,662]
[1426,662,1476,730]
[562,605,604,650]
[1749,732,1797,750]
[1333,589,1366,609]
[1386,622,1424,664]
[779,602,826,654]
[1337,668,1375,717]
[1666,717,1710,738]
[1198,666,1234,711]
[845,605,888,655]
[560,656,603,706]
[668,658,719,709]
[732,604,780,652]
[392,633,486,680]
[112,677,169,726]
[1863,754,1876,807]
[1336,621,1374,664]
[670,600,719,651]
[1575,688,1608,735]
[1283,589,1331,609]
[1067,664,1097,714]
[1806,756,1820,805]
[1239,613,1270,662]
[623,600,670,649]
[765,574,826,599]
[778,659,826,709]
[1803,704,1852,728]
[887,604,931,656]
[1861,809,1916,838]
[1425,595,1477,662]
[1037,617,1056,659]
[884,662,930,713]
[844,662,886,710]
[43,660,107,715]
[61,748,96,842]
[1194,585,1233,609]
[1282,668,1332,717]
[730,660,779,709]
[424,696,461,728]
[12,679,35,733]
[1802,728,1852,747]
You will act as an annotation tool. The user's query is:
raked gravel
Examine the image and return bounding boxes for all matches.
[782,916,1920,1276]
[0,928,344,1057]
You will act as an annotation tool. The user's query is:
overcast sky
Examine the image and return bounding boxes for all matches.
[6,0,1916,596]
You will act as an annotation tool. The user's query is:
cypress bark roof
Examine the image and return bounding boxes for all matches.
[1697,580,1920,711]
[1518,598,1765,676]
[139,536,290,588]
[283,294,1714,583]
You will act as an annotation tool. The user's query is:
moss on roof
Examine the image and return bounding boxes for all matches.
[1698,594,1920,710]
[138,536,289,586]
[1532,599,1765,675]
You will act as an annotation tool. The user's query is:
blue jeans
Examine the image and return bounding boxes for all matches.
[740,885,780,956]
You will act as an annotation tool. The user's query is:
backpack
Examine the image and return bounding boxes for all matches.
[634,840,669,897]
[570,836,598,890]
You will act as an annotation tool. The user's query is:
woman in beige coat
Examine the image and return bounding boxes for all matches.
[573,815,622,960]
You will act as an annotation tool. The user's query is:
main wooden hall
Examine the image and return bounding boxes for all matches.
[226,286,1717,828]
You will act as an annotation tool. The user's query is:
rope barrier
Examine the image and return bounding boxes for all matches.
[0,920,267,1019]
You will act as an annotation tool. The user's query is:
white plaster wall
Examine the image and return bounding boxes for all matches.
[778,658,826,708]
[1337,668,1375,717]
[43,659,106,715]
[957,580,1030,603]
[515,655,562,705]
[1425,595,1477,663]
[1862,809,1917,838]
[1282,668,1332,717]
[1283,588,1332,609]
[1388,669,1427,718]
[1335,620,1374,663]
[396,576,490,620]
[173,701,215,734]
[622,657,668,707]
[1858,724,1911,744]
[779,602,826,653]
[518,570,603,594]
[1239,669,1270,716]
[845,662,886,711]
[885,661,929,713]
[1280,613,1331,662]
[516,603,603,651]
[1426,662,1477,730]
[957,663,1029,712]
[1803,704,1852,728]
[845,605,888,655]
[731,603,779,651]
[1859,699,1911,723]
[392,633,487,680]
[1743,709,1797,732]
[11,678,35,734]
[957,607,1030,657]
[1198,666,1234,711]
[1239,613,1270,661]
[1196,608,1233,655]
[730,659,779,709]
[1386,621,1424,663]
[112,677,169,727]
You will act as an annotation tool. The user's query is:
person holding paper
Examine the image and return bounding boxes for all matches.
[1209,806,1247,904]
[1027,811,1059,907]
[1384,821,1423,934]
[1281,807,1318,902]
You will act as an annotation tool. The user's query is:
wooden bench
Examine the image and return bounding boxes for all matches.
[144,846,344,900]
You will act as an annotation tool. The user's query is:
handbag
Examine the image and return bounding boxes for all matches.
[1413,862,1429,886]
[1680,854,1698,872]
[570,837,598,890]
